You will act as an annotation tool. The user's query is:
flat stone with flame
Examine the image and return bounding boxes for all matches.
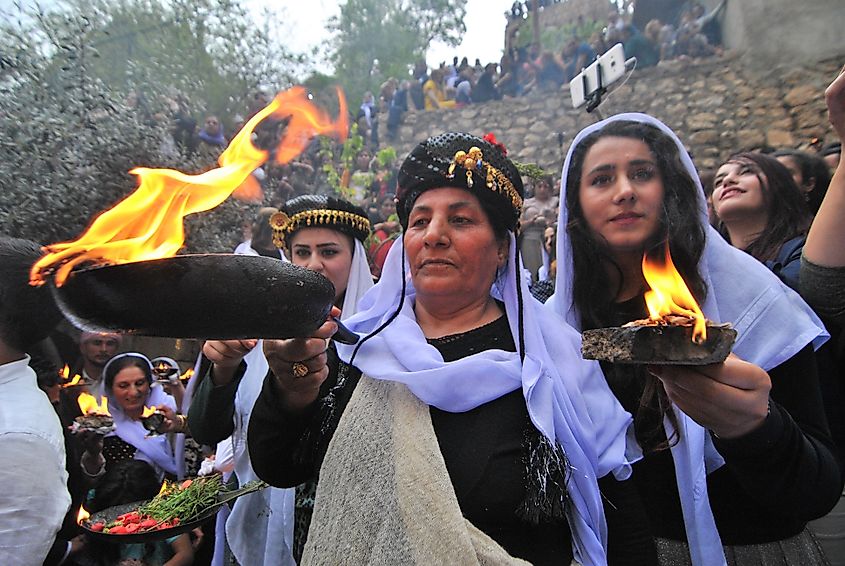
[71,392,114,435]
[71,414,115,435]
[581,244,737,366]
[581,316,736,365]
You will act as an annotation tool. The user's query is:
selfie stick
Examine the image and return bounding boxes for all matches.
[584,62,606,120]
[583,56,638,122]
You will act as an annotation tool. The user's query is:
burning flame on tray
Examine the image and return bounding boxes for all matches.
[77,505,90,525]
[142,406,157,418]
[78,392,110,416]
[180,368,194,381]
[30,86,348,287]
[59,365,83,388]
[154,362,173,374]
[642,244,707,343]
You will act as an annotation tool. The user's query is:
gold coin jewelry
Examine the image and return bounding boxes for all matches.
[291,361,309,378]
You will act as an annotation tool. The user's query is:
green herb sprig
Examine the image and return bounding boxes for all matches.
[138,475,223,523]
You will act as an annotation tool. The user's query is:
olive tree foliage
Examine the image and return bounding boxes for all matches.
[0,0,305,253]
[70,0,307,119]
[328,0,466,107]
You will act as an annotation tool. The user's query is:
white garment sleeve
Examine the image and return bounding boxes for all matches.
[214,437,236,474]
[0,433,70,566]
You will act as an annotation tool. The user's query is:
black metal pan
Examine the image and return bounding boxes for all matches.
[51,254,358,344]
[81,480,266,543]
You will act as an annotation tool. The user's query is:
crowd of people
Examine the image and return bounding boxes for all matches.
[4,21,845,566]
[379,1,724,125]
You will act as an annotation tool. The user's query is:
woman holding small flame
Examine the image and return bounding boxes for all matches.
[80,353,183,482]
[548,114,839,565]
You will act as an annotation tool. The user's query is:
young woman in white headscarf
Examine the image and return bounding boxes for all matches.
[246,132,654,566]
[547,113,840,565]
[187,195,374,565]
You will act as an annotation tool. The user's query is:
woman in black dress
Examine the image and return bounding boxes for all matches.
[549,113,839,565]
[244,132,654,565]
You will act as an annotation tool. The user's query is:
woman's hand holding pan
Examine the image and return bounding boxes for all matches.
[649,353,772,439]
[264,306,341,414]
[202,339,258,386]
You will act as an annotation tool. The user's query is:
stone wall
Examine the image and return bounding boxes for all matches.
[723,0,845,68]
[384,55,841,176]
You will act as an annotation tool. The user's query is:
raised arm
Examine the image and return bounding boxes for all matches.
[186,340,255,445]
[803,65,845,266]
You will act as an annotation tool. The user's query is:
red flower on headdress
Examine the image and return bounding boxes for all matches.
[483,132,507,156]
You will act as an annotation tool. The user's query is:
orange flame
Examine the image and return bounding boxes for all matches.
[62,373,83,388]
[642,244,707,343]
[77,505,90,525]
[180,368,194,381]
[77,392,110,416]
[59,365,84,388]
[30,86,348,287]
[142,405,157,418]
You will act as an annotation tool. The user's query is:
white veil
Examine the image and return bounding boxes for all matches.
[547,112,829,565]
[335,233,638,566]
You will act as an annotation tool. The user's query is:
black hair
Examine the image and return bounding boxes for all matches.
[29,342,60,390]
[104,354,153,390]
[89,459,160,512]
[821,142,841,157]
[565,120,708,453]
[535,175,555,192]
[565,121,708,324]
[0,237,63,352]
[251,207,280,251]
[772,149,832,215]
[716,152,811,262]
[698,169,716,198]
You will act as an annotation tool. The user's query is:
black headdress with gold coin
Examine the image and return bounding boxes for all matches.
[396,132,524,233]
[270,195,371,249]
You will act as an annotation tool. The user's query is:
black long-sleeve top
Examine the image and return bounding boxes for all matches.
[605,295,843,545]
[247,316,657,566]
[186,357,241,447]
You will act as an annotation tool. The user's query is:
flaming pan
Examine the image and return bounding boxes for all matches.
[51,254,358,344]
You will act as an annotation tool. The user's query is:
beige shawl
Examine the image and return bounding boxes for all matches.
[301,374,534,566]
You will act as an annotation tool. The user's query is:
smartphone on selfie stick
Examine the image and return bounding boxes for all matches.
[569,43,635,119]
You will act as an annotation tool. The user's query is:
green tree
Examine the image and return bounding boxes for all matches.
[0,0,300,253]
[60,0,307,121]
[328,0,466,108]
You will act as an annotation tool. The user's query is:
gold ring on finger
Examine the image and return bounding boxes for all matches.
[291,361,309,378]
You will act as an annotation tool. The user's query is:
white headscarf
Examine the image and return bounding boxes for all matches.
[547,112,829,565]
[102,352,179,478]
[224,236,373,566]
[335,231,638,566]
[233,239,288,261]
